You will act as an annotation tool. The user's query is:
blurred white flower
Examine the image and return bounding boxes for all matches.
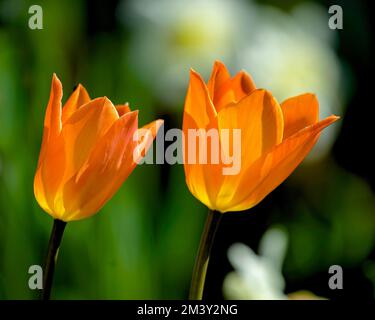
[223,226,325,300]
[223,227,288,300]
[119,0,346,158]
[237,1,345,160]
[118,0,251,105]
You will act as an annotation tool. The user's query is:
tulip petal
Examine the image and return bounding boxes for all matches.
[34,170,50,214]
[45,74,63,138]
[183,69,223,209]
[218,89,284,168]
[62,111,139,221]
[34,74,65,217]
[226,115,339,212]
[184,69,217,130]
[116,103,131,117]
[61,97,119,183]
[281,93,319,139]
[37,74,63,168]
[214,71,256,112]
[133,119,164,164]
[215,89,284,211]
[207,60,231,100]
[34,132,66,218]
[61,84,91,123]
[34,137,65,217]
[183,119,222,209]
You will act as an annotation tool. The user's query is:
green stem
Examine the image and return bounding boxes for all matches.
[189,209,222,300]
[41,219,67,300]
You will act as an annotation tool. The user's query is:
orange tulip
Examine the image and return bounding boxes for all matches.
[183,61,339,213]
[34,74,163,222]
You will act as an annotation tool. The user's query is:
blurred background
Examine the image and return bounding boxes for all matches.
[0,0,374,299]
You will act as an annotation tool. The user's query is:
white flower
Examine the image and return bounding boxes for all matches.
[237,1,345,160]
[118,0,250,105]
[223,227,288,300]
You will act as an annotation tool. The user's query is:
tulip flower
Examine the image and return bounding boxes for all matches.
[183,61,339,299]
[34,74,163,299]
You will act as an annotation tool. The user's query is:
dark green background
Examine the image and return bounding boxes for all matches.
[0,0,374,299]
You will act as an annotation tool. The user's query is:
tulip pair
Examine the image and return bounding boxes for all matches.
[34,61,338,300]
[35,64,337,234]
